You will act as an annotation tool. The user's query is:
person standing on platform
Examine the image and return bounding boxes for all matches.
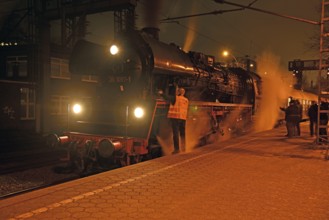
[280,100,300,137]
[308,101,318,137]
[159,87,189,154]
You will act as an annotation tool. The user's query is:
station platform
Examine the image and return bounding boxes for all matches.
[1,123,329,220]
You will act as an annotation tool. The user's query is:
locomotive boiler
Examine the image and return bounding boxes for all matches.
[49,28,262,172]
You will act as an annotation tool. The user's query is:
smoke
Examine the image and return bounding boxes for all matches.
[182,19,196,52]
[140,0,163,28]
[185,111,212,151]
[156,110,222,154]
[156,113,209,155]
[155,118,174,156]
[182,2,198,52]
[253,51,294,132]
[157,108,248,154]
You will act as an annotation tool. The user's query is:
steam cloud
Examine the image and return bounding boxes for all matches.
[253,51,294,132]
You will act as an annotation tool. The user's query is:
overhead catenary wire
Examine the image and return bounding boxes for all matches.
[154,0,253,56]
[214,0,320,26]
[160,0,260,22]
[160,8,244,22]
[139,0,319,60]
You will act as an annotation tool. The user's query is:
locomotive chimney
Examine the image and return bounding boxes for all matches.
[140,0,162,40]
[142,27,160,40]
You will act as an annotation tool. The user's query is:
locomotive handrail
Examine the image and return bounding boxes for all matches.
[64,131,131,140]
[76,120,131,127]
[156,99,252,108]
[189,101,252,108]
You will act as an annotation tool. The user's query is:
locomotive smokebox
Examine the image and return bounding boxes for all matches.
[142,27,160,40]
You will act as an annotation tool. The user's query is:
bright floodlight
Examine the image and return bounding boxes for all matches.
[109,45,119,55]
[222,50,229,57]
[134,107,144,118]
[72,104,82,114]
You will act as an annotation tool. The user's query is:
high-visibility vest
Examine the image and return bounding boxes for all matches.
[167,95,189,120]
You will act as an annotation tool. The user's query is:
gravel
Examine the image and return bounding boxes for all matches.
[0,163,79,197]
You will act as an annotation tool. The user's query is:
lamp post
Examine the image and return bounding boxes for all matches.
[68,103,82,130]
[125,105,129,139]
[222,50,239,67]
[67,103,70,130]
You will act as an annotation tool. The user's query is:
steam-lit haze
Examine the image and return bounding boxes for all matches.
[157,111,216,154]
[253,51,294,132]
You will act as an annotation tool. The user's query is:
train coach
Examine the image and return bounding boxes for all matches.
[47,28,262,172]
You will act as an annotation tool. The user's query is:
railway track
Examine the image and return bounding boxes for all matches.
[0,146,121,199]
[0,174,79,199]
[0,164,120,199]
[0,148,67,175]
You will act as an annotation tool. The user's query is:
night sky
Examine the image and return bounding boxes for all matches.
[86,0,321,73]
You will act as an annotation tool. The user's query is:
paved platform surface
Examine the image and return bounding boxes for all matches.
[1,123,329,220]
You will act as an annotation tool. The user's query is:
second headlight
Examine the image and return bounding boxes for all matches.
[133,107,144,118]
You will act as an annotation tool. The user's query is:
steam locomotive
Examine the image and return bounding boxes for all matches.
[49,28,262,172]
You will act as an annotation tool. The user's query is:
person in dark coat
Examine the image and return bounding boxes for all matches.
[308,101,318,137]
[280,100,300,137]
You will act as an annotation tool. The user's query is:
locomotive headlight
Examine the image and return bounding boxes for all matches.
[72,103,82,114]
[109,44,119,55]
[133,107,144,119]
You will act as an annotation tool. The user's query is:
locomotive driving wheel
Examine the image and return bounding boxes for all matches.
[68,141,84,173]
[46,134,60,148]
[68,141,96,174]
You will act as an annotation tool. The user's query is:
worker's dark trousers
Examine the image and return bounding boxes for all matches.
[286,121,295,137]
[170,118,186,151]
[309,120,317,136]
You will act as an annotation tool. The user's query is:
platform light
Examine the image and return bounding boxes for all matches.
[109,44,119,55]
[222,50,238,66]
[133,107,144,118]
[222,50,229,57]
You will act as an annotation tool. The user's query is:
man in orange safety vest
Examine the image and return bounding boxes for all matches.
[166,87,189,154]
